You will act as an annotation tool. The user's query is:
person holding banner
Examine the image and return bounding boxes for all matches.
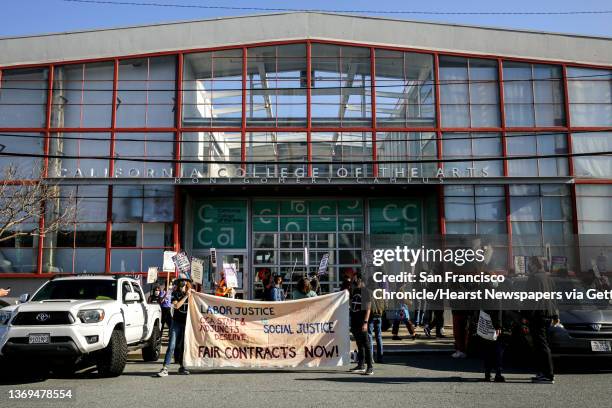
[349,275,374,376]
[157,280,192,377]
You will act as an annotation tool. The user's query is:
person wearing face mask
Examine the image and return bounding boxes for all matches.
[157,280,192,377]
[148,284,172,338]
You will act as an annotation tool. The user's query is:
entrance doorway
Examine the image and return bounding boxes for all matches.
[215,250,248,299]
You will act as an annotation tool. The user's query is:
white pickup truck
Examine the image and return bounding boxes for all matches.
[0,275,162,377]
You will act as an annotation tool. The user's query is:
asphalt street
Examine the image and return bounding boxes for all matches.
[1,353,612,408]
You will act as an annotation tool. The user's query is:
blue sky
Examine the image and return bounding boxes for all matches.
[2,0,611,37]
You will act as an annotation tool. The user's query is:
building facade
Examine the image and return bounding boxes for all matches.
[0,13,610,297]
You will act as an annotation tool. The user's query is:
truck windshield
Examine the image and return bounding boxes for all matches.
[31,280,118,301]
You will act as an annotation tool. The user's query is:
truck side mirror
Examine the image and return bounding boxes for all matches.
[124,292,139,303]
[19,294,29,303]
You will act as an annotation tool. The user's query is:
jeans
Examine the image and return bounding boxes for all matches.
[368,318,383,361]
[530,313,554,379]
[483,338,505,376]
[351,326,373,368]
[160,307,172,337]
[163,320,186,367]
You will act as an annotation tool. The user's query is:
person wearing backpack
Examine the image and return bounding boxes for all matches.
[367,275,386,363]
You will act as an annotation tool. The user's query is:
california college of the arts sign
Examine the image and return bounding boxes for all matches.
[53,165,490,184]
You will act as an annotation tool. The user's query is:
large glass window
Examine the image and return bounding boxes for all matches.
[311,44,371,127]
[52,62,114,128]
[0,220,38,273]
[181,131,241,178]
[182,50,243,127]
[439,57,500,128]
[311,132,373,177]
[503,62,565,127]
[110,185,174,273]
[114,132,174,178]
[510,184,574,259]
[48,132,110,178]
[576,185,612,234]
[247,44,307,127]
[246,132,307,177]
[43,185,108,273]
[506,133,568,177]
[444,185,507,269]
[572,131,612,178]
[442,132,503,176]
[567,67,612,127]
[117,56,176,128]
[375,50,434,127]
[0,133,44,178]
[0,67,48,128]
[377,132,437,177]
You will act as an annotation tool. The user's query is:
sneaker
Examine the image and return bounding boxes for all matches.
[178,367,190,375]
[156,367,168,377]
[411,333,418,340]
[436,333,446,338]
[391,336,402,341]
[423,326,432,337]
[494,375,506,383]
[484,373,492,382]
[349,365,366,373]
[531,375,554,384]
[363,366,374,376]
[451,351,467,359]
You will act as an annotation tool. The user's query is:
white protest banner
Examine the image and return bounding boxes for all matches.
[163,251,177,273]
[223,263,238,288]
[173,251,191,279]
[184,291,350,368]
[146,266,158,284]
[318,253,330,276]
[191,257,204,285]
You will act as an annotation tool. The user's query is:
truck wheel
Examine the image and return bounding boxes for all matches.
[97,329,128,377]
[142,325,161,362]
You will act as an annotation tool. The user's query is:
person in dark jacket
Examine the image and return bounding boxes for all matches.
[525,256,559,384]
[367,275,386,363]
[349,274,374,375]
[481,273,513,382]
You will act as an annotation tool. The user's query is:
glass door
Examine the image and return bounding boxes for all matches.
[215,251,248,299]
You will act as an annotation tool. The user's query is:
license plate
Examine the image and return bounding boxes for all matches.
[28,334,50,344]
[591,341,612,352]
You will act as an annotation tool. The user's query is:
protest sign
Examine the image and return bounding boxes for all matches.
[163,251,177,273]
[318,253,329,276]
[173,251,191,279]
[223,263,238,288]
[210,248,217,267]
[191,257,204,285]
[184,291,350,368]
[146,266,158,284]
[514,256,526,276]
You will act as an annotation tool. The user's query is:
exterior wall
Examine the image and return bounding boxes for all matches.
[0,20,610,295]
